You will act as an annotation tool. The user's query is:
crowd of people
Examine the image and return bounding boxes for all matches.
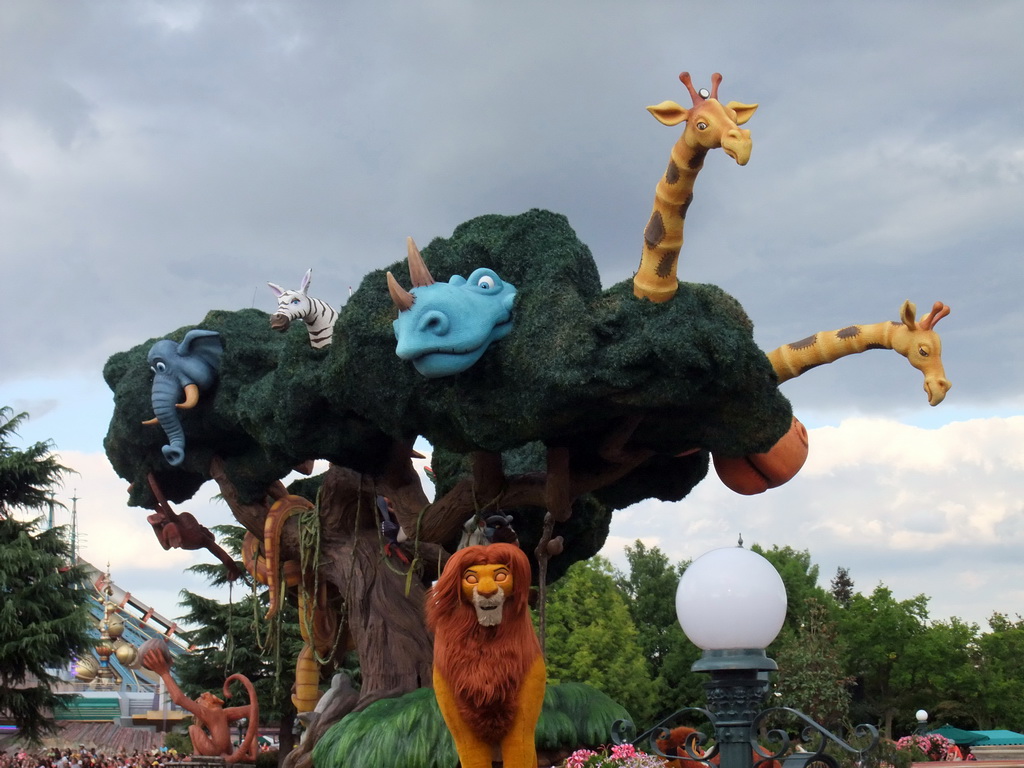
[0,747,189,768]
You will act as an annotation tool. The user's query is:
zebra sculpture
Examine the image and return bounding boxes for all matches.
[267,268,338,349]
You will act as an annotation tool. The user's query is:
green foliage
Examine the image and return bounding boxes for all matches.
[534,683,632,750]
[894,617,982,729]
[102,210,791,524]
[174,527,309,726]
[750,544,832,635]
[311,687,456,768]
[255,749,279,768]
[836,585,929,737]
[772,598,853,726]
[543,556,658,724]
[311,682,629,768]
[975,615,1024,728]
[0,407,73,516]
[830,566,854,608]
[535,543,1024,743]
[163,731,193,755]
[0,408,93,743]
[615,542,701,720]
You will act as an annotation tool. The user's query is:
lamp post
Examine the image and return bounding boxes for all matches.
[613,544,878,768]
[915,710,929,735]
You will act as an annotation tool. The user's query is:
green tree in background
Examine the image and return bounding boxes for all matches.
[837,585,929,739]
[773,597,853,727]
[0,407,93,742]
[615,541,701,721]
[751,544,832,634]
[975,613,1024,730]
[545,545,1024,740]
[830,566,855,608]
[174,524,312,760]
[895,617,983,731]
[543,556,657,724]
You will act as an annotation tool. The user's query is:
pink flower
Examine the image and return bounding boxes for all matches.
[566,749,597,768]
[611,744,637,760]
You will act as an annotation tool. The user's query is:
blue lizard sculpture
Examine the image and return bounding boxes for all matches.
[387,237,517,378]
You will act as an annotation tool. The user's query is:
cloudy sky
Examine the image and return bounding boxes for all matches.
[1,1,1022,635]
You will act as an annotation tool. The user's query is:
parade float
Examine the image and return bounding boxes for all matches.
[102,72,949,768]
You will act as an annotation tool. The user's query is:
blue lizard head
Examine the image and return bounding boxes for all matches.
[387,237,517,378]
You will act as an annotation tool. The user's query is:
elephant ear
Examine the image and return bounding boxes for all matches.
[178,329,224,370]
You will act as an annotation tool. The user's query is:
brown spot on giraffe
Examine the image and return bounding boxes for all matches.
[798,362,825,376]
[688,147,708,171]
[645,211,666,249]
[679,192,694,220]
[764,300,952,406]
[665,160,680,185]
[787,335,819,351]
[655,253,677,279]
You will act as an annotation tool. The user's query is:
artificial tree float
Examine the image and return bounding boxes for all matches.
[101,71,950,767]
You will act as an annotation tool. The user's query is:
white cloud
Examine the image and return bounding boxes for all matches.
[602,416,1024,628]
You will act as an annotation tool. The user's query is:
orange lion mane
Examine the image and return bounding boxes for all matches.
[426,543,541,743]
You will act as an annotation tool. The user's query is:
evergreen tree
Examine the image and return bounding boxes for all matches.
[830,566,854,608]
[0,407,93,742]
[174,525,311,755]
[543,556,658,725]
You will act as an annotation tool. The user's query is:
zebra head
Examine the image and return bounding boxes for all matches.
[267,268,338,349]
[268,268,314,330]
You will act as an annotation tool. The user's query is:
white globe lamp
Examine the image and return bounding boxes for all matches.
[676,545,788,671]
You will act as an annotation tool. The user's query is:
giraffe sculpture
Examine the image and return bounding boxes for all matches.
[767,299,952,406]
[714,299,951,495]
[633,72,758,303]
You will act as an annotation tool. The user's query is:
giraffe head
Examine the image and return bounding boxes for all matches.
[894,300,952,406]
[647,72,758,165]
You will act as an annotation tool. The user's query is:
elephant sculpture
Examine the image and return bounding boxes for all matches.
[142,329,223,466]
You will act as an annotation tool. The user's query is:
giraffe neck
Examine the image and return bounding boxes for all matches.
[633,137,707,302]
[767,320,904,383]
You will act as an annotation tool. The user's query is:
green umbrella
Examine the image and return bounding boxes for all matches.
[929,725,988,747]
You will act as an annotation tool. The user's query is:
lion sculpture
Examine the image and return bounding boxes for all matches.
[425,543,546,768]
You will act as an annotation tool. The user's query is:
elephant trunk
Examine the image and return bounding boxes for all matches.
[150,376,188,466]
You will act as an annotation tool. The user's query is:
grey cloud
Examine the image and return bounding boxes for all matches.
[1,1,1021,410]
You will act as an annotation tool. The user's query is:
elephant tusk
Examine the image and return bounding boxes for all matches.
[141,417,159,426]
[176,384,200,410]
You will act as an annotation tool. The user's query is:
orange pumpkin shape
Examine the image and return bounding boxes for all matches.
[713,416,809,495]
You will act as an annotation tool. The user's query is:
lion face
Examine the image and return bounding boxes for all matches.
[461,563,513,627]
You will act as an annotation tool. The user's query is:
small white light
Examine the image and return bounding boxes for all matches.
[916,710,929,723]
[676,546,788,650]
